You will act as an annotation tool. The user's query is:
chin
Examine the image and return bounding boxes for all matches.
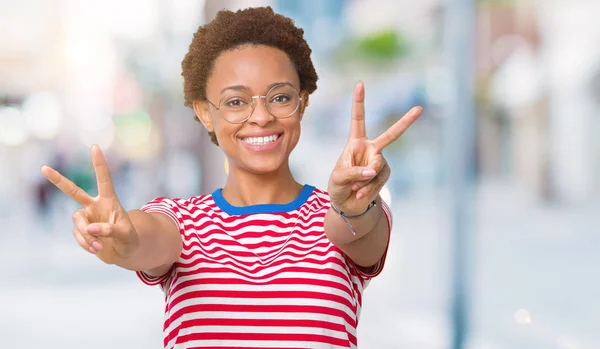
[243,157,287,175]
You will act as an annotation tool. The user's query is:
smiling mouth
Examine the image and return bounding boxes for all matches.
[241,134,282,146]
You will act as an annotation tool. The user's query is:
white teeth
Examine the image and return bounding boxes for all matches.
[242,134,279,145]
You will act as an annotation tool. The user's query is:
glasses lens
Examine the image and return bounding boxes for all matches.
[266,85,300,118]
[218,91,253,123]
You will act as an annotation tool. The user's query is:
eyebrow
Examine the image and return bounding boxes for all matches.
[220,81,294,94]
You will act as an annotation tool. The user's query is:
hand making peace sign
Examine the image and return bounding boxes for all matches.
[328,82,423,215]
[41,145,138,264]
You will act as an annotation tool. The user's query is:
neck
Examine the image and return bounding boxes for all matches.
[222,162,304,207]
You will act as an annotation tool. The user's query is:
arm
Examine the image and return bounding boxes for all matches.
[121,210,182,276]
[325,196,389,268]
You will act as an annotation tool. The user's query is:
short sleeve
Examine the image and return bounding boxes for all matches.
[135,197,185,287]
[140,197,182,230]
[345,199,393,281]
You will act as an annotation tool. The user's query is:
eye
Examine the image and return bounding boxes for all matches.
[270,94,291,104]
[224,99,248,108]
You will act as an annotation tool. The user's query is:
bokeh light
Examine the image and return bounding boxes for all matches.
[79,118,116,149]
[114,109,152,148]
[22,92,63,140]
[0,106,29,146]
[514,309,532,325]
[557,335,581,349]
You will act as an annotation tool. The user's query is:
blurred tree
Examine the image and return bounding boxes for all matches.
[355,29,408,61]
[331,29,410,72]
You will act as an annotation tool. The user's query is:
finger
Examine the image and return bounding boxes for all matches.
[356,165,391,200]
[330,166,377,186]
[367,155,386,174]
[350,156,387,191]
[87,222,128,241]
[90,144,116,199]
[350,81,366,139]
[72,209,103,252]
[73,227,94,253]
[372,106,423,152]
[41,165,93,206]
[352,182,366,191]
[352,154,387,191]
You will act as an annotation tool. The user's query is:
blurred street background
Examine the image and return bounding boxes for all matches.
[1,0,599,348]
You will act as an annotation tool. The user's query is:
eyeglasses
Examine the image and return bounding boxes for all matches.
[205,83,303,124]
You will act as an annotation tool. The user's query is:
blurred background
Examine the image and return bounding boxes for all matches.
[1,0,599,348]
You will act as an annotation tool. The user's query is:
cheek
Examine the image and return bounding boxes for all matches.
[289,128,301,148]
[213,119,240,146]
[286,119,302,145]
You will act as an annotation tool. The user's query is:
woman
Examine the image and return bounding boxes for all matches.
[42,6,421,349]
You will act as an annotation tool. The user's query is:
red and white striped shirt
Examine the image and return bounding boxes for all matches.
[137,185,392,349]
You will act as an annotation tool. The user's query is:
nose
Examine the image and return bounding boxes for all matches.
[247,96,274,127]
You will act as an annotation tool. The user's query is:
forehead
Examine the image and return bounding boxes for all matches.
[206,45,300,95]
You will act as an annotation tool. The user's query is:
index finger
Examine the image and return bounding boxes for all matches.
[90,144,116,199]
[372,106,423,152]
[350,81,366,139]
[41,165,93,206]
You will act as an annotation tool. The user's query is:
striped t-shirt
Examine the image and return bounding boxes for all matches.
[137,185,392,349]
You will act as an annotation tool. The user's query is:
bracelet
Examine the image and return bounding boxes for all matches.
[330,199,377,235]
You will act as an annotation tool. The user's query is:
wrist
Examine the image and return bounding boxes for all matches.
[331,194,382,217]
[329,197,381,236]
[330,198,377,218]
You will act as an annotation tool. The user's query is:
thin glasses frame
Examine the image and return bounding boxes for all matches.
[205,83,303,124]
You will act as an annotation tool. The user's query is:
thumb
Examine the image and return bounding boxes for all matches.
[330,166,377,186]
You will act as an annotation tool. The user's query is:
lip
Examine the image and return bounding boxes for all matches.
[239,133,283,152]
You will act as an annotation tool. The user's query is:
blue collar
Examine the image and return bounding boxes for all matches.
[211,184,315,215]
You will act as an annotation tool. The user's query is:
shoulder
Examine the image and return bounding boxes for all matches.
[308,186,331,203]
[301,186,332,212]
[142,194,217,215]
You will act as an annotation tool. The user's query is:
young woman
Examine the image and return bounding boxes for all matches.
[42,6,421,349]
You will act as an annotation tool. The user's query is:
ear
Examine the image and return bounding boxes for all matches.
[193,100,214,132]
[298,92,309,120]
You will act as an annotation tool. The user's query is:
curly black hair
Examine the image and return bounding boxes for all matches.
[181,6,319,145]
